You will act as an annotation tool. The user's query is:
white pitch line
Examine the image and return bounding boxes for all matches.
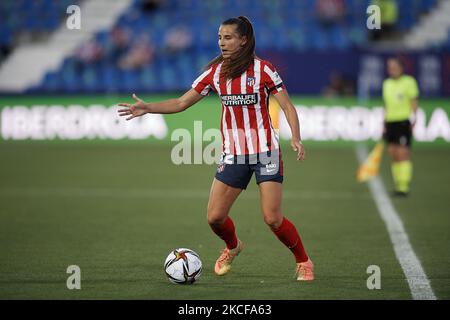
[355,144,437,300]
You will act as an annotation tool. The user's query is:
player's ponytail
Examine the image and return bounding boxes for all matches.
[204,16,256,80]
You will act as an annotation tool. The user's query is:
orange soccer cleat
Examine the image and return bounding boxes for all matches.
[214,240,244,276]
[295,258,314,281]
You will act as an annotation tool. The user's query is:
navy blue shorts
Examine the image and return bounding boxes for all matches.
[215,150,283,190]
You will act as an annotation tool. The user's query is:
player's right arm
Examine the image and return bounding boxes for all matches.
[117,89,204,120]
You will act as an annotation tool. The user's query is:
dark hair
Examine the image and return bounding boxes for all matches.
[387,56,405,69]
[204,16,256,80]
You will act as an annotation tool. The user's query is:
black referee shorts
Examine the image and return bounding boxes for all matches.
[383,120,412,147]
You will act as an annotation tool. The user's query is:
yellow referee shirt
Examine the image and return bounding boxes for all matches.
[382,75,419,122]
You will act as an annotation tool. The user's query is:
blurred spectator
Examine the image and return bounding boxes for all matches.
[163,25,193,55]
[105,26,131,63]
[141,0,164,13]
[315,0,346,28]
[118,35,155,70]
[369,0,399,41]
[322,71,355,96]
[0,29,13,63]
[0,44,12,64]
[75,38,103,64]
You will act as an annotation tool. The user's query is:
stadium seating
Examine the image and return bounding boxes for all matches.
[21,0,439,93]
[0,0,77,38]
[0,0,79,64]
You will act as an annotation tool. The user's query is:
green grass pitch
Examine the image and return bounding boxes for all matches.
[0,142,449,299]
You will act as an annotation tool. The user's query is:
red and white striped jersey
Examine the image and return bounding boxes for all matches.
[192,58,285,155]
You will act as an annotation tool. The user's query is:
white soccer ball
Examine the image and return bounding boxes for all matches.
[164,248,202,284]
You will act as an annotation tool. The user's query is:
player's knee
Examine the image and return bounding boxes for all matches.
[387,145,397,158]
[207,211,227,227]
[263,213,283,229]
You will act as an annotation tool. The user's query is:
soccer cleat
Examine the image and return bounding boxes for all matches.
[214,240,243,276]
[392,190,409,198]
[295,258,314,281]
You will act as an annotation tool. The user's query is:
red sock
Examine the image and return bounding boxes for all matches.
[271,217,308,263]
[210,217,238,249]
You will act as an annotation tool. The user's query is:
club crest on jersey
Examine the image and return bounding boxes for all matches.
[221,93,258,107]
[247,76,255,87]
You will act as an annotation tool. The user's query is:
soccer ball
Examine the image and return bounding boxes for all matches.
[164,248,202,284]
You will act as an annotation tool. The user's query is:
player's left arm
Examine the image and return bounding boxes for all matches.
[273,89,305,161]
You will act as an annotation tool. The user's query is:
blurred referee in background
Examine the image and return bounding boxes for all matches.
[383,57,419,197]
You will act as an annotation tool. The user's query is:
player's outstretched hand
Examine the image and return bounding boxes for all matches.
[118,94,148,120]
[291,140,305,161]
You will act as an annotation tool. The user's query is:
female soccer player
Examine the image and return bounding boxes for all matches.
[118,16,314,281]
[383,57,419,197]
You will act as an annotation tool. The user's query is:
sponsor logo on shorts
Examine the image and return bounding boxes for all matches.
[262,163,278,175]
[217,163,225,173]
